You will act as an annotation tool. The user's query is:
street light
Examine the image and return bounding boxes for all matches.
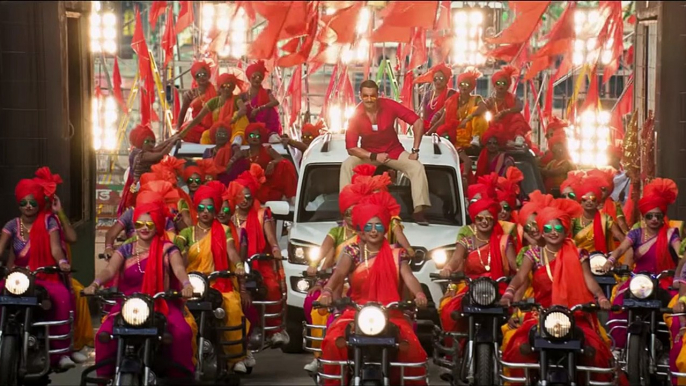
[566,109,611,167]
[90,1,117,55]
[572,8,613,66]
[92,95,118,151]
[452,9,486,67]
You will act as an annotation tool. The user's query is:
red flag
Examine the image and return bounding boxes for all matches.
[543,73,554,119]
[320,3,363,45]
[94,84,103,99]
[371,2,439,43]
[173,87,180,127]
[161,8,176,68]
[140,89,151,126]
[151,104,160,123]
[611,76,633,138]
[524,56,551,81]
[148,1,167,31]
[485,43,525,62]
[532,2,576,60]
[598,1,624,83]
[553,54,573,82]
[624,45,634,67]
[287,66,302,127]
[277,2,319,68]
[249,1,310,60]
[486,2,550,45]
[175,1,194,35]
[435,1,451,31]
[581,68,599,112]
[321,64,339,116]
[408,28,427,70]
[131,8,153,87]
[112,57,127,112]
[235,1,256,25]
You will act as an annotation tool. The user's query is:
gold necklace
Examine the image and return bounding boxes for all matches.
[133,242,149,274]
[579,214,593,228]
[197,222,211,231]
[363,245,378,269]
[474,238,491,272]
[19,218,31,240]
[542,247,557,282]
[475,232,489,243]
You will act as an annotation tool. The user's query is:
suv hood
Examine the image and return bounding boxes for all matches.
[289,222,460,251]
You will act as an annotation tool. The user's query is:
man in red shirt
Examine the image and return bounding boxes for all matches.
[341,80,431,225]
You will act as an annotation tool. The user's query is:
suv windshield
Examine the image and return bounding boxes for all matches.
[298,165,463,226]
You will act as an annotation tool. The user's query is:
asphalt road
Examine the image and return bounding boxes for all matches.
[51,348,448,385]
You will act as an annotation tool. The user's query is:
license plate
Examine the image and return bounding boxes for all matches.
[0,296,38,306]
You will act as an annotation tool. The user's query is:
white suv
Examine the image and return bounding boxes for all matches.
[265,133,466,352]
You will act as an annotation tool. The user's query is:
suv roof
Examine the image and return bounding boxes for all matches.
[171,141,292,159]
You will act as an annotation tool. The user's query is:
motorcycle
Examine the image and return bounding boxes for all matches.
[312,298,429,386]
[80,289,195,386]
[243,253,288,352]
[430,272,509,386]
[499,301,621,386]
[186,269,247,382]
[0,266,75,386]
[608,268,674,385]
[301,269,333,356]
[588,253,620,300]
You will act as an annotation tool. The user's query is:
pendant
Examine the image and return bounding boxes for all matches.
[485,265,491,272]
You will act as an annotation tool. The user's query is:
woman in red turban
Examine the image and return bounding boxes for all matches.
[482,65,532,142]
[318,193,429,385]
[176,59,217,143]
[603,178,681,352]
[174,181,252,373]
[587,168,629,233]
[281,120,326,153]
[240,60,282,142]
[85,194,195,378]
[182,165,204,200]
[560,170,585,200]
[415,63,457,133]
[475,125,515,178]
[432,67,488,149]
[232,122,297,203]
[438,198,516,343]
[541,129,575,194]
[0,178,76,369]
[226,164,289,346]
[570,176,625,254]
[538,115,568,167]
[501,198,623,385]
[179,69,249,144]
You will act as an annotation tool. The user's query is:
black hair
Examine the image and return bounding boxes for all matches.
[359,79,379,92]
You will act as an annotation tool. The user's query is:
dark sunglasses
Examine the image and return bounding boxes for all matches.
[562,192,577,200]
[220,83,234,90]
[303,134,315,140]
[361,95,378,101]
[221,206,231,214]
[486,140,499,146]
[134,220,155,230]
[580,195,597,203]
[459,82,472,87]
[543,224,565,234]
[524,221,538,233]
[243,194,253,202]
[363,223,386,233]
[187,177,201,185]
[19,199,39,208]
[248,132,261,139]
[143,138,155,145]
[645,213,664,221]
[501,203,511,212]
[197,204,215,213]
[495,80,507,86]
[195,72,209,79]
[474,215,494,223]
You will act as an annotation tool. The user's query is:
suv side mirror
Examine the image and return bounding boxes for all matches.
[265,201,293,221]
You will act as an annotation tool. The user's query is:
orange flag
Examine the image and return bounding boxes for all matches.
[175,1,194,35]
[161,7,176,68]
[249,1,310,60]
[320,3,363,45]
[148,1,167,31]
[486,1,550,45]
[131,7,154,100]
[277,2,319,68]
[112,57,127,112]
[598,1,624,83]
[288,66,302,127]
[434,1,451,31]
[371,2,439,43]
[581,67,599,113]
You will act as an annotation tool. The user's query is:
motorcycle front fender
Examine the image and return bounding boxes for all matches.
[119,356,143,374]
[627,321,647,336]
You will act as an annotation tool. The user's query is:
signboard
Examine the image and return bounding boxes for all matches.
[95,184,124,230]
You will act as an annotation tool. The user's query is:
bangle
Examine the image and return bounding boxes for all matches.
[370,153,378,161]
[105,244,114,249]
[597,295,608,302]
[321,287,333,296]
[414,292,427,299]
[182,280,191,287]
[505,285,516,294]
[502,292,514,300]
[58,259,68,265]
[607,256,617,264]
[93,279,102,288]
[235,262,245,269]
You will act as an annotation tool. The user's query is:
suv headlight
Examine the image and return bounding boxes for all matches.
[121,297,151,326]
[589,253,608,275]
[629,274,654,299]
[188,273,207,300]
[356,305,387,336]
[288,243,320,265]
[543,309,573,339]
[5,271,31,295]
[431,249,448,267]
[470,277,497,306]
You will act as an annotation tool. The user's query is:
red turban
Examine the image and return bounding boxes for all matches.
[498,167,524,195]
[575,176,604,201]
[468,198,500,222]
[413,63,453,84]
[546,115,569,134]
[518,190,554,226]
[246,60,268,79]
[183,165,204,181]
[155,155,186,177]
[34,167,62,199]
[535,198,591,307]
[138,180,180,211]
[216,72,247,95]
[193,180,224,208]
[482,125,509,147]
[548,130,567,148]
[491,65,518,86]
[209,122,229,144]
[638,178,679,272]
[15,179,46,208]
[195,159,223,180]
[457,66,483,90]
[587,168,615,194]
[129,124,155,149]
[467,198,509,278]
[497,185,517,210]
[353,198,392,231]
[560,171,584,194]
[245,122,268,143]
[226,164,268,257]
[190,59,213,78]
[302,120,325,137]
[436,123,456,144]
[359,190,401,218]
[339,181,373,214]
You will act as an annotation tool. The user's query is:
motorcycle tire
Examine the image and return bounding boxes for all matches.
[475,343,494,386]
[627,334,647,386]
[0,336,19,386]
[119,372,140,386]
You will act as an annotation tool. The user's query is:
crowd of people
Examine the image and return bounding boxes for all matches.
[4,58,686,385]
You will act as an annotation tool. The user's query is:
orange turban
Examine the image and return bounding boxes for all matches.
[190,59,213,78]
[457,66,483,90]
[246,122,268,143]
[246,60,268,79]
[302,120,325,137]
[413,63,453,84]
[492,65,519,86]
[129,124,155,149]
[217,72,247,95]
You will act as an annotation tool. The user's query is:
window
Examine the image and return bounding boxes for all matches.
[297,164,463,226]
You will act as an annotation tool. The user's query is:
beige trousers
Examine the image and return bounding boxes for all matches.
[339,151,431,210]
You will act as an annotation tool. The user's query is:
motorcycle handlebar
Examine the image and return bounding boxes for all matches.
[247,253,276,263]
[208,270,236,280]
[34,266,75,275]
[301,269,333,279]
[429,272,467,282]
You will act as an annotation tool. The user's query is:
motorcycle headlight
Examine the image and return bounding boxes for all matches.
[470,277,498,306]
[431,249,448,267]
[5,271,30,295]
[356,306,387,336]
[296,278,310,292]
[121,297,151,326]
[629,274,654,299]
[589,253,608,275]
[188,273,206,300]
[543,310,573,339]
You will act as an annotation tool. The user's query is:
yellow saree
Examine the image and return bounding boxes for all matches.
[455,95,488,148]
[572,213,614,252]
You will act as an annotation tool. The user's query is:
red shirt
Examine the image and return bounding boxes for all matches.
[345,98,420,160]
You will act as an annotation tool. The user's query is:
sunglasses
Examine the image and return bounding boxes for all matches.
[361,95,378,101]
[562,192,577,200]
[645,213,664,221]
[187,177,201,185]
[248,132,261,139]
[524,221,538,233]
[580,195,597,203]
[242,194,253,202]
[143,139,155,145]
[363,223,386,233]
[495,80,507,86]
[134,220,155,230]
[459,82,472,87]
[303,134,314,140]
[221,206,231,214]
[220,83,235,90]
[543,224,565,234]
[474,215,494,223]
[197,204,215,213]
[19,199,39,208]
[501,203,511,212]
[195,72,209,79]
[204,176,214,182]
[434,76,447,81]
[487,140,499,146]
